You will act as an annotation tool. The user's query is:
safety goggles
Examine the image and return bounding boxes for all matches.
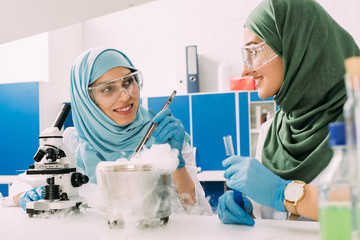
[88,71,143,105]
[241,42,278,71]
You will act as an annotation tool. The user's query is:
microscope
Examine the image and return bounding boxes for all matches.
[26,103,89,217]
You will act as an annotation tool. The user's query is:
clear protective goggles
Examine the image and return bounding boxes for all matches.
[88,71,143,105]
[241,42,278,71]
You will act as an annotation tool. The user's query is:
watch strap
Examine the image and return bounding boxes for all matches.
[283,199,299,215]
[283,199,300,220]
[283,180,306,220]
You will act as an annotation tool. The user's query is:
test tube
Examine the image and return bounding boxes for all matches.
[223,135,235,156]
[222,135,244,208]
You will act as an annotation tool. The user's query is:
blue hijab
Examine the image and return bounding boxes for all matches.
[70,47,154,183]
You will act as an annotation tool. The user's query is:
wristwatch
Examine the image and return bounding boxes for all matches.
[283,180,306,220]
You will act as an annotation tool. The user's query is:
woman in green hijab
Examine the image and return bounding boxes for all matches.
[218,0,359,225]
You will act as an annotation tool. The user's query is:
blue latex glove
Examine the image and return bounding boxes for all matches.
[152,109,186,168]
[223,156,291,212]
[18,187,44,211]
[217,190,255,226]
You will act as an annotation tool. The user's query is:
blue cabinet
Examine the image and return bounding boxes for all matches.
[239,92,250,157]
[0,82,39,196]
[0,185,7,197]
[192,93,237,170]
[148,95,191,135]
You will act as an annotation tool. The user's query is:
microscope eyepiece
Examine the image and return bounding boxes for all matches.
[52,103,71,130]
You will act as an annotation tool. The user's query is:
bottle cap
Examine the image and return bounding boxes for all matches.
[328,122,346,147]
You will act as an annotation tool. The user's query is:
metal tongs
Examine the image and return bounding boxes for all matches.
[132,90,177,158]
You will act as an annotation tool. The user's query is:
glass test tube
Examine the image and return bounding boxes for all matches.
[222,135,244,208]
[223,135,235,156]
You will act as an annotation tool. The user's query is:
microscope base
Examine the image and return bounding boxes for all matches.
[26,197,84,217]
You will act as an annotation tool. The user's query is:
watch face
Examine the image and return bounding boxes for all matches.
[284,182,304,202]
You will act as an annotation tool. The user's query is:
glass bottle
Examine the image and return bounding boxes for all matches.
[318,122,352,240]
[345,56,360,240]
[261,109,267,124]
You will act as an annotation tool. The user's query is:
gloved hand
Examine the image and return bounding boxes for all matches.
[223,156,291,212]
[152,109,186,168]
[18,187,44,211]
[217,190,255,226]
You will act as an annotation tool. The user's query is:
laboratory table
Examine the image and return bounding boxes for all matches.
[0,206,320,240]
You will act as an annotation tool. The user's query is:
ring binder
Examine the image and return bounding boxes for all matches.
[186,45,199,93]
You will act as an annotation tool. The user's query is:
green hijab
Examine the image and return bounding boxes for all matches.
[245,0,360,183]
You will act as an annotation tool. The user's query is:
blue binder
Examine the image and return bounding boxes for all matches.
[186,45,199,93]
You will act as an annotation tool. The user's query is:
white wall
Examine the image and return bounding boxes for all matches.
[83,0,263,97]
[317,0,360,45]
[0,0,154,45]
[82,0,360,98]
[1,0,359,131]
[39,24,84,131]
[0,33,49,84]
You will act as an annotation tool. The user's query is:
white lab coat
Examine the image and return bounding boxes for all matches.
[253,118,323,220]
[5,127,212,215]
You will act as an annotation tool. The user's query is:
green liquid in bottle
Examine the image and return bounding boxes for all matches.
[319,204,352,240]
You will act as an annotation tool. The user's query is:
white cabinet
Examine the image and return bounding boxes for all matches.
[249,101,277,157]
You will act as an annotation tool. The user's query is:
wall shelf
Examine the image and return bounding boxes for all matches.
[249,94,276,157]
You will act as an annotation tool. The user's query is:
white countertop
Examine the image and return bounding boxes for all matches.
[197,171,226,182]
[0,206,320,240]
[0,175,17,184]
[0,171,226,184]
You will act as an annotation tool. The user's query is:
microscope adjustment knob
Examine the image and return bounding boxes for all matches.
[46,177,55,185]
[60,192,69,201]
[71,173,89,187]
[82,175,89,184]
[44,185,60,200]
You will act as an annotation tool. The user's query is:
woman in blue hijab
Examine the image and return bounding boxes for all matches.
[70,47,198,208]
[10,47,212,214]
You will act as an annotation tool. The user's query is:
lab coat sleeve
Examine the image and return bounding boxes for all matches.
[63,127,79,154]
[9,173,47,197]
[3,173,47,207]
[177,143,212,215]
[255,118,273,163]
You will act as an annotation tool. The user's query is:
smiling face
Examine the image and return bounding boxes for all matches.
[89,66,140,126]
[241,27,284,99]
